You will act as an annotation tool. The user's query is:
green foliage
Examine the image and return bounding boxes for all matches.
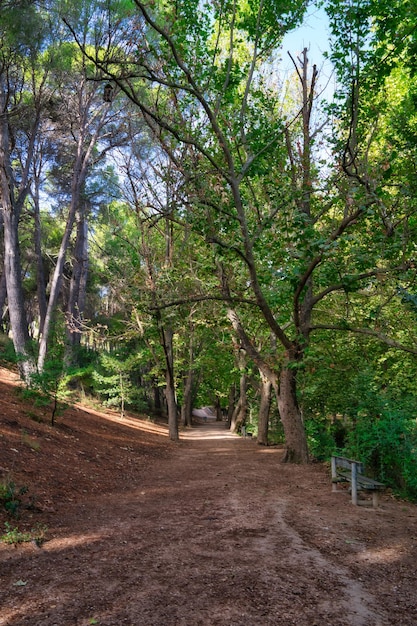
[0,334,17,366]
[92,349,148,416]
[266,420,285,445]
[1,521,47,546]
[26,330,69,427]
[343,389,417,500]
[0,479,29,517]
[3,0,417,477]
[1,522,31,545]
[27,314,74,425]
[0,0,48,54]
[302,355,417,498]
[305,415,340,461]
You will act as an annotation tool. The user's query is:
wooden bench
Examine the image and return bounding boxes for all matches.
[331,455,385,508]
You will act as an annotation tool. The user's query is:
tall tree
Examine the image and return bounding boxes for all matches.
[37,37,129,371]
[0,2,49,380]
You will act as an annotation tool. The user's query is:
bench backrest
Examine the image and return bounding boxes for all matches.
[332,455,364,474]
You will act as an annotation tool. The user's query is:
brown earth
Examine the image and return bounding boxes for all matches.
[0,366,417,626]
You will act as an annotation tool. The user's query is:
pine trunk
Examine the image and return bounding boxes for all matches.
[0,272,7,332]
[37,194,78,371]
[66,210,89,355]
[2,210,34,382]
[0,77,34,382]
[33,179,47,335]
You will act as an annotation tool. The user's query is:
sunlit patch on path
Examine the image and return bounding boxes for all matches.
[181,420,241,440]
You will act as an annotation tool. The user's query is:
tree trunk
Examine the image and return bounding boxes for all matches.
[33,176,47,335]
[37,198,77,371]
[0,76,34,382]
[165,368,178,440]
[215,396,222,422]
[162,327,179,441]
[153,382,162,415]
[277,363,309,463]
[181,367,194,427]
[226,384,235,429]
[2,210,34,381]
[230,353,247,434]
[66,208,89,357]
[0,271,7,332]
[257,371,272,445]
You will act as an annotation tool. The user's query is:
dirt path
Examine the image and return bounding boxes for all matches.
[1,373,417,625]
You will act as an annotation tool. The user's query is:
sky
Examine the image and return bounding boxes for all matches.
[282,5,330,65]
[280,5,335,100]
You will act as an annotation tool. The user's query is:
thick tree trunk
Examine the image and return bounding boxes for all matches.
[277,364,309,463]
[2,211,34,381]
[0,77,34,382]
[257,371,272,445]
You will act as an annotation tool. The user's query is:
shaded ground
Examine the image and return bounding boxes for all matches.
[0,366,417,625]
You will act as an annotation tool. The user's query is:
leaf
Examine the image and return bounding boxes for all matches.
[13,580,27,586]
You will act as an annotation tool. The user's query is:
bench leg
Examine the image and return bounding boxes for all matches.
[351,464,358,505]
[372,491,379,508]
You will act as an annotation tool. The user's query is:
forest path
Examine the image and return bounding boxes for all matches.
[0,381,416,625]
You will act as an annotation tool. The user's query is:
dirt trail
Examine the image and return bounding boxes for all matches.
[1,377,417,625]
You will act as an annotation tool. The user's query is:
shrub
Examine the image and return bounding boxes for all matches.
[305,415,339,461]
[0,479,29,517]
[343,396,417,500]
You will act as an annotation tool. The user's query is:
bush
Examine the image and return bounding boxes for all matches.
[306,415,339,461]
[0,479,29,517]
[343,395,417,500]
[302,363,417,500]
[0,334,16,365]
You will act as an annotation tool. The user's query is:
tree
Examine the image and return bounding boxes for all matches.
[0,2,50,380]
[36,38,129,372]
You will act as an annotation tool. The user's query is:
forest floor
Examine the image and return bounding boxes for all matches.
[0,367,417,625]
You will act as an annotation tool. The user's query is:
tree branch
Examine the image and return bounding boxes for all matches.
[310,324,417,355]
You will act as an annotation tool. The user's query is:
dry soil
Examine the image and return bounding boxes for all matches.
[0,366,416,625]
